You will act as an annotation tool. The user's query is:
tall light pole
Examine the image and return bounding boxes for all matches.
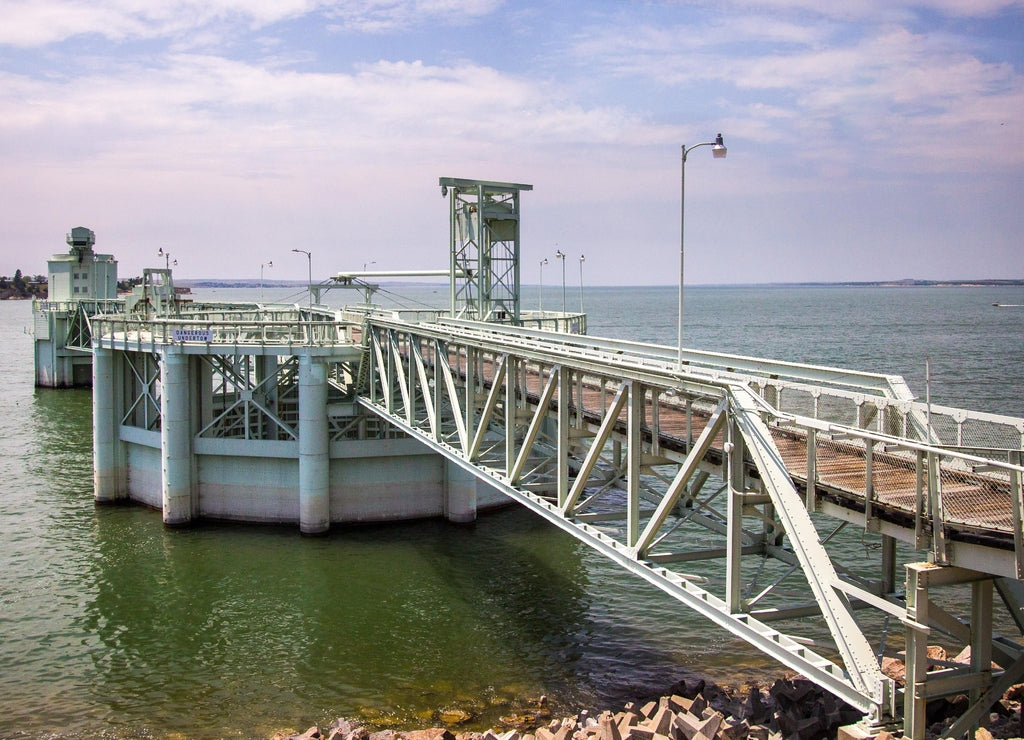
[292,249,312,306]
[539,258,548,315]
[578,254,586,313]
[555,249,566,314]
[260,260,273,302]
[363,260,376,272]
[157,248,176,270]
[678,133,727,370]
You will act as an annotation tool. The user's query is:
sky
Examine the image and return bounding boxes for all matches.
[2,0,1023,286]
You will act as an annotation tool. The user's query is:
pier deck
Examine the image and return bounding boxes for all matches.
[89,303,1024,739]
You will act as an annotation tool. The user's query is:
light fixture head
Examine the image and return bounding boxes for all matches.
[712,133,727,159]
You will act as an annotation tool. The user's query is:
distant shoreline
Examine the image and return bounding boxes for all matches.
[179,278,1024,289]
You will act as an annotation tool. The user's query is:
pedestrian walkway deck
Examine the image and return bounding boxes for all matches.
[359,313,1024,739]
[88,303,1024,739]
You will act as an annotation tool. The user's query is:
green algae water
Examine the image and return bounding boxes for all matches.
[1,285,1022,739]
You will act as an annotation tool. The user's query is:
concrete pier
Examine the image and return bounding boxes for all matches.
[160,348,194,526]
[92,346,124,502]
[444,460,478,524]
[298,354,330,535]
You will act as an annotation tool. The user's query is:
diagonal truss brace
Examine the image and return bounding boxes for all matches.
[361,323,896,718]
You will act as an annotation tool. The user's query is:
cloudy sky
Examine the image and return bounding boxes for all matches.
[2,0,1022,285]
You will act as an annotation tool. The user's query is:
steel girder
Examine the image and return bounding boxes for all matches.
[362,318,894,721]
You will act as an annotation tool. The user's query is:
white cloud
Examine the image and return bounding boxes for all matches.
[323,0,503,32]
[0,0,504,47]
[565,8,1024,176]
[0,0,1021,283]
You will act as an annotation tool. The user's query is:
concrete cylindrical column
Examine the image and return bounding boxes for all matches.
[160,348,193,526]
[298,354,330,534]
[445,459,477,524]
[93,346,121,502]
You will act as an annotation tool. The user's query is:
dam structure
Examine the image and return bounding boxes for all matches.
[33,226,122,387]
[83,178,1024,739]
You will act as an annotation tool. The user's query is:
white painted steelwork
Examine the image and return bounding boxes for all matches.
[359,313,1024,738]
[440,177,532,323]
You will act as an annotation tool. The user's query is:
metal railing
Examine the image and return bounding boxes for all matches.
[33,298,126,314]
[90,314,359,349]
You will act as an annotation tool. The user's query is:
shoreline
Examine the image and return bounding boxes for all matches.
[267,672,1024,740]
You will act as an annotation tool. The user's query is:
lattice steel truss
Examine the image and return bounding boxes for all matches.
[120,351,161,431]
[362,315,1024,738]
[441,177,531,323]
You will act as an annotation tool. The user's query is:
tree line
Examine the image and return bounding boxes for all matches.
[0,271,145,300]
[0,270,46,300]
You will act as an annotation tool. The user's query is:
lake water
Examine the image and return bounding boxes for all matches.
[1,284,1021,739]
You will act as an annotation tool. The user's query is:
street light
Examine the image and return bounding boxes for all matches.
[157,248,176,269]
[292,249,312,306]
[555,249,566,314]
[363,260,376,272]
[260,260,273,302]
[578,254,586,314]
[678,133,726,370]
[539,258,548,315]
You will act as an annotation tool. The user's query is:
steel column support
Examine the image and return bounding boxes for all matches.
[726,413,745,613]
[904,564,931,740]
[505,356,519,476]
[626,381,642,547]
[729,388,888,718]
[970,578,994,717]
[557,367,570,508]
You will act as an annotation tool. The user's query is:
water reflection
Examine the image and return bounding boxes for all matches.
[81,504,625,737]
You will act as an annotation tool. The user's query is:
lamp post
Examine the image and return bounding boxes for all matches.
[539,258,548,315]
[157,248,176,270]
[363,260,376,272]
[578,254,586,313]
[678,133,727,370]
[260,260,273,302]
[555,249,566,314]
[292,249,312,306]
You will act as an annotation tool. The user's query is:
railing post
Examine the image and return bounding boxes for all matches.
[928,449,948,564]
[914,450,927,549]
[806,427,817,510]
[864,441,876,530]
[1011,450,1023,579]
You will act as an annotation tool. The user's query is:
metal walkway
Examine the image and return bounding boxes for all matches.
[358,313,1024,739]
[86,300,1024,738]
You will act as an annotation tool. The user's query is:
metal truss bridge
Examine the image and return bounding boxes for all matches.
[85,303,1024,739]
[359,311,1024,740]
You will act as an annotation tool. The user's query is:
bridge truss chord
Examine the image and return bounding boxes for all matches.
[361,316,1024,738]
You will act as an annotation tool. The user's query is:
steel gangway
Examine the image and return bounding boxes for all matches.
[358,312,1024,740]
